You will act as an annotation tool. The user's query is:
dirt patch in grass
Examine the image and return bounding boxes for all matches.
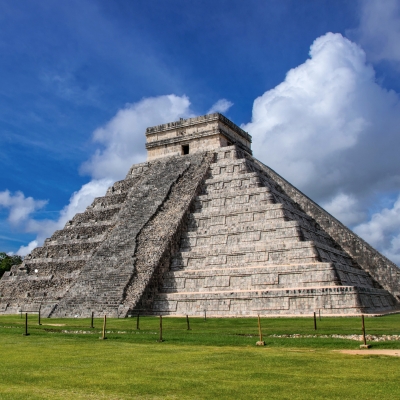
[336,349,400,357]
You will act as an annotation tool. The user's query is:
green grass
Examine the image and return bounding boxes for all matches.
[1,314,400,399]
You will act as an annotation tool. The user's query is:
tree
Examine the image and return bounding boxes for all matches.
[0,252,23,278]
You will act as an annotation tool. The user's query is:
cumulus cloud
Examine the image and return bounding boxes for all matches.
[81,94,192,181]
[207,99,233,114]
[0,180,112,256]
[349,0,400,65]
[354,195,400,264]
[10,95,192,255]
[243,32,400,264]
[16,240,39,257]
[0,190,47,226]
[244,33,400,201]
[322,193,366,227]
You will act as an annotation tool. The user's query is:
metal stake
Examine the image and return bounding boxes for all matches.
[136,311,140,330]
[38,309,41,326]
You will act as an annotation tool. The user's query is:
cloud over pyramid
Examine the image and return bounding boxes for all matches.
[1,113,399,317]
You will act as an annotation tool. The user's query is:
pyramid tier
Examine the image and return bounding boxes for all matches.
[152,285,395,316]
[162,262,376,292]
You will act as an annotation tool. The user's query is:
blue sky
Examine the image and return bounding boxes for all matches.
[1,0,400,265]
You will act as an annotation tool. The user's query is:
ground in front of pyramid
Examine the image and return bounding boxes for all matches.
[1,113,399,318]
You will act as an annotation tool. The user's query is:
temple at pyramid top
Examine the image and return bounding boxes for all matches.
[145,113,252,160]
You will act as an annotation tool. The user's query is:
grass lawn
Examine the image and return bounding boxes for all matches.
[1,314,399,399]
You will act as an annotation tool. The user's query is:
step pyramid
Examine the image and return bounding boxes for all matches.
[0,113,399,317]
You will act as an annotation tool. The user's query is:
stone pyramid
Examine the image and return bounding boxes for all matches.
[1,113,399,317]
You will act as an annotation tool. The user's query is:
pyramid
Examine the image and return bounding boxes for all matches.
[1,113,399,317]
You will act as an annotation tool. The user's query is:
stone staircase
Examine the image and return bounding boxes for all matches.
[51,152,213,318]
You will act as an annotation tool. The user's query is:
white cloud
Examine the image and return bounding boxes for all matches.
[0,180,112,257]
[10,94,192,255]
[81,94,192,181]
[17,240,39,257]
[349,0,400,65]
[354,195,400,264]
[322,193,365,227]
[207,99,233,114]
[243,32,400,265]
[244,33,400,202]
[0,190,47,226]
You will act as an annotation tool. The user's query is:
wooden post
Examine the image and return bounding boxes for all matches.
[313,312,317,330]
[136,311,140,330]
[362,314,366,344]
[23,313,30,336]
[204,309,206,322]
[38,309,41,326]
[319,309,321,321]
[158,315,164,342]
[186,315,191,330]
[100,315,107,340]
[256,314,265,346]
[90,311,94,329]
[360,314,370,348]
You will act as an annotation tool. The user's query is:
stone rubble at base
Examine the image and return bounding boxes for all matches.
[0,113,399,318]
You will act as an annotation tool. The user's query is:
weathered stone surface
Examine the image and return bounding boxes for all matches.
[0,112,399,317]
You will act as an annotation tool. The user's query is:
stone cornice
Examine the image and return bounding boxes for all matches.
[145,128,253,155]
[146,113,252,143]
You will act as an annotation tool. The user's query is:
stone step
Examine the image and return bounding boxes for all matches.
[50,223,112,241]
[177,236,353,268]
[70,207,121,225]
[88,193,128,209]
[196,186,272,202]
[151,285,396,316]
[24,254,92,264]
[204,171,261,188]
[189,206,327,242]
[172,241,321,269]
[62,220,115,230]
[161,262,376,292]
[181,226,302,249]
[168,262,370,280]
[125,161,151,179]
[31,242,100,259]
[184,219,333,245]
[194,192,274,212]
[186,219,301,236]
[192,201,302,218]
[45,235,106,247]
[105,175,145,196]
